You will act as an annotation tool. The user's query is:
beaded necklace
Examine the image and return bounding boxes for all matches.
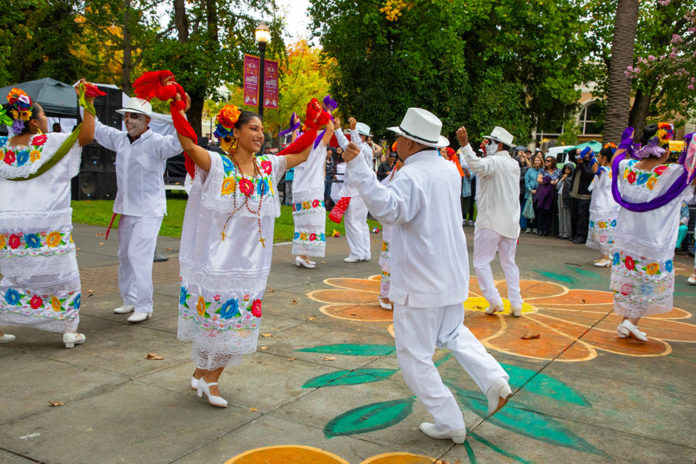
[220,152,267,247]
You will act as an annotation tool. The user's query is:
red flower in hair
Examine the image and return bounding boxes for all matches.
[216,105,241,129]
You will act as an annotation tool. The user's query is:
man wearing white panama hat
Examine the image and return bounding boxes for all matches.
[342,108,512,444]
[94,96,185,323]
[456,125,524,317]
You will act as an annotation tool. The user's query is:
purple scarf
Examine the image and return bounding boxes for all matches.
[314,95,339,149]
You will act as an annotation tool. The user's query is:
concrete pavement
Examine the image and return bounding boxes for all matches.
[1,223,695,463]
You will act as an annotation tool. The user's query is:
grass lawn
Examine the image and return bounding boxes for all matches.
[71,198,381,243]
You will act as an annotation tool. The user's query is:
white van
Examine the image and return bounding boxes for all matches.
[547,145,575,167]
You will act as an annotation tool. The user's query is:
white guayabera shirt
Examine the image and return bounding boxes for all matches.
[334,128,373,198]
[346,149,470,308]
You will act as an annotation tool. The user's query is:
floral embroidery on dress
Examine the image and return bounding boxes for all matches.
[0,230,73,258]
[293,231,326,244]
[219,154,275,200]
[1,286,80,320]
[623,160,668,191]
[292,198,325,213]
[0,136,47,168]
[179,282,262,332]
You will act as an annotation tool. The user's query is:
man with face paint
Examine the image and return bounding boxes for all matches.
[456,126,524,318]
[334,116,374,262]
[94,97,185,323]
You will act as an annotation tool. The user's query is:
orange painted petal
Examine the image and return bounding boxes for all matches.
[464,309,504,340]
[540,307,612,327]
[323,278,381,293]
[309,289,378,305]
[643,307,691,319]
[635,317,696,343]
[368,274,382,281]
[530,289,613,306]
[320,304,393,322]
[485,315,596,361]
[497,280,568,300]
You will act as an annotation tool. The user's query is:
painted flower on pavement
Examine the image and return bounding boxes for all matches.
[308,276,696,362]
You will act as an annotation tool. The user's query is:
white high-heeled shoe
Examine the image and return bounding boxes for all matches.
[0,333,16,343]
[619,320,648,341]
[191,376,199,391]
[295,256,315,269]
[197,378,228,408]
[378,298,393,311]
[63,332,86,349]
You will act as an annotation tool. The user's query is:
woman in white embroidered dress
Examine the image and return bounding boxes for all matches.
[172,100,319,407]
[0,84,95,347]
[586,144,620,267]
[611,124,695,341]
[291,125,334,269]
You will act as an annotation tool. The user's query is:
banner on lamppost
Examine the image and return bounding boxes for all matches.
[263,59,279,109]
[243,54,260,106]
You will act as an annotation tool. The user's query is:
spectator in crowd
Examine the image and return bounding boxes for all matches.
[52,122,62,133]
[569,148,594,244]
[460,154,476,225]
[516,149,531,230]
[377,152,396,181]
[534,156,561,236]
[556,163,574,239]
[324,147,336,209]
[677,200,689,249]
[524,155,543,233]
[284,167,294,206]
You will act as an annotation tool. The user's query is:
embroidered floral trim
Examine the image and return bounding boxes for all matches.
[179,283,262,332]
[292,231,326,244]
[0,135,46,168]
[219,154,275,200]
[292,199,325,213]
[1,286,80,320]
[0,230,73,258]
[612,251,673,277]
[622,161,668,191]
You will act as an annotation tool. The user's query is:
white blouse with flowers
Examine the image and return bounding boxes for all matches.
[177,150,286,370]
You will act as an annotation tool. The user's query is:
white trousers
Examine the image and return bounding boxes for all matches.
[473,228,523,307]
[117,215,163,314]
[394,303,508,431]
[344,196,371,260]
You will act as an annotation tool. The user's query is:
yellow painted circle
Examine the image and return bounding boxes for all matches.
[360,452,436,464]
[463,296,537,315]
[225,445,350,464]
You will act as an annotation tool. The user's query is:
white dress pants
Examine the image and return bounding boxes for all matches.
[473,228,523,308]
[344,195,371,260]
[394,303,508,431]
[117,215,163,314]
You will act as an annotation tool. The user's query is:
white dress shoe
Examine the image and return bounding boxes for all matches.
[419,422,467,444]
[197,379,228,408]
[63,332,86,349]
[593,259,611,268]
[113,304,135,314]
[619,320,648,341]
[687,274,696,285]
[0,333,16,343]
[485,300,505,315]
[344,256,360,263]
[511,305,522,317]
[295,256,316,269]
[361,257,371,262]
[127,311,151,323]
[486,377,512,416]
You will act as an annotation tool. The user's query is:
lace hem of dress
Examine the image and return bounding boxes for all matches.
[291,241,326,257]
[180,260,270,293]
[0,253,78,278]
[177,316,257,370]
[0,210,73,230]
[0,311,79,333]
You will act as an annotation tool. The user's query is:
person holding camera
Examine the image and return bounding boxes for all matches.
[568,148,594,244]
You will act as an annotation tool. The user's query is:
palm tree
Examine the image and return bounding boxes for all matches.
[603,0,639,144]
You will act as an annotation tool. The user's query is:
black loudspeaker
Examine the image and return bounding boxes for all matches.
[93,85,123,129]
[77,171,117,200]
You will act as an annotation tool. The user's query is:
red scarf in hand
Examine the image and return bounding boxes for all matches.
[277,98,331,156]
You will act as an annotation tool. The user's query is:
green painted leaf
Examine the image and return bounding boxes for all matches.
[324,398,415,438]
[297,344,395,356]
[469,432,532,464]
[303,368,397,388]
[566,265,601,279]
[451,387,604,456]
[501,363,591,407]
[535,271,577,284]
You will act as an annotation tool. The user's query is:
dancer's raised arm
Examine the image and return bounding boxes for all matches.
[171,92,211,172]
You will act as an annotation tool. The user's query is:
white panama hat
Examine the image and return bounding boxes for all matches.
[355,122,372,137]
[115,97,153,118]
[387,108,449,148]
[483,126,514,148]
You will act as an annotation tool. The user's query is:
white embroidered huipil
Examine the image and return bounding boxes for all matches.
[178,152,287,370]
[378,170,397,299]
[610,160,694,318]
[94,120,182,313]
[461,145,523,308]
[0,133,82,333]
[587,167,620,256]
[335,129,373,260]
[291,139,327,257]
[346,148,508,432]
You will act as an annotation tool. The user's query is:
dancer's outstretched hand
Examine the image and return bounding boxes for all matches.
[349,117,357,130]
[343,142,360,162]
[456,126,468,147]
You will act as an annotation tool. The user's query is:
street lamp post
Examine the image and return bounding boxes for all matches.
[255,21,271,119]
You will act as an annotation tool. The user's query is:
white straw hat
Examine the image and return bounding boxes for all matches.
[115,97,153,118]
[355,122,372,137]
[387,108,449,148]
[484,126,514,147]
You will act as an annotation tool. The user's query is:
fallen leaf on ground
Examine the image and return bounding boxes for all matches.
[267,288,275,293]
[145,353,164,360]
[520,331,540,340]
[290,299,298,305]
[350,313,357,316]
[308,315,316,321]
[260,346,269,351]
[261,333,273,338]
[287,357,297,362]
[250,408,257,412]
[322,356,336,361]
[98,242,104,245]
[166,247,172,251]
[48,401,64,407]
[95,232,104,237]
[87,289,95,297]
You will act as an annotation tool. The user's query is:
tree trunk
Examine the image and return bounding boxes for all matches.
[603,0,639,143]
[188,92,204,137]
[121,0,132,95]
[174,0,188,42]
[628,84,655,140]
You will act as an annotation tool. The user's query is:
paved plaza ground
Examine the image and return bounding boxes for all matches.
[1,223,695,464]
